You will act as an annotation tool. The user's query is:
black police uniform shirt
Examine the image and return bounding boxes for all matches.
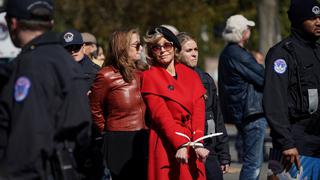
[263,28,320,157]
[78,55,100,91]
[0,31,92,178]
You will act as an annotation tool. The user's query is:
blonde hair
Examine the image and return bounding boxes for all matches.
[176,32,196,63]
[176,32,195,46]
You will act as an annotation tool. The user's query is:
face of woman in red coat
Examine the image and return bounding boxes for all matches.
[151,37,175,67]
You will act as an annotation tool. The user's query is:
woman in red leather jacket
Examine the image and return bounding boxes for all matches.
[89,28,148,180]
[141,26,209,180]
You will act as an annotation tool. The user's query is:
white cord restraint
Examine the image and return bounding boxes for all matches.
[175,132,223,148]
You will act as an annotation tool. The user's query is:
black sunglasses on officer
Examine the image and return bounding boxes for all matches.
[65,44,83,53]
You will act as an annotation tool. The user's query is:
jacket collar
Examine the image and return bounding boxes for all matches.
[21,31,60,53]
[291,27,320,46]
[142,63,205,114]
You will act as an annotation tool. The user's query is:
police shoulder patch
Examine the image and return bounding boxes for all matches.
[273,59,287,74]
[14,76,31,102]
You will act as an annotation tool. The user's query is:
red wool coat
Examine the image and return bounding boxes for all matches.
[141,63,206,180]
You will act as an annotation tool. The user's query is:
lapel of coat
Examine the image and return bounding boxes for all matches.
[141,63,198,114]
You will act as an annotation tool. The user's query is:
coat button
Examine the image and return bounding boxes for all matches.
[168,85,174,91]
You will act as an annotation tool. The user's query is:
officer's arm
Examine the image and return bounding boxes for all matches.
[263,48,295,151]
[232,53,265,88]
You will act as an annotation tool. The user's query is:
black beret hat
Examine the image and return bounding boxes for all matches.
[147,26,181,52]
[3,0,54,21]
[288,0,320,27]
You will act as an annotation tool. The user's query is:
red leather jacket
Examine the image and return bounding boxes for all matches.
[89,66,146,132]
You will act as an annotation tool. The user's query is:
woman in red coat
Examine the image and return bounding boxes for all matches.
[142,26,209,180]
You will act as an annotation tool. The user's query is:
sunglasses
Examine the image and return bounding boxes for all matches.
[65,44,82,53]
[151,42,173,53]
[131,42,142,51]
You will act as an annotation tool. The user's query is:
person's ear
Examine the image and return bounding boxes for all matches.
[6,17,18,31]
[242,29,248,36]
[241,29,250,39]
[81,44,86,53]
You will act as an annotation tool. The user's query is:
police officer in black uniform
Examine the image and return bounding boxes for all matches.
[0,0,91,179]
[61,29,105,180]
[264,0,320,171]
[61,29,100,92]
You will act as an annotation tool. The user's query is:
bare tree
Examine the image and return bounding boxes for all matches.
[257,0,281,55]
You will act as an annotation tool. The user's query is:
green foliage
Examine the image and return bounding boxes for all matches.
[54,0,291,66]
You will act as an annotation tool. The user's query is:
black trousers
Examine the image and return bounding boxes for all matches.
[103,130,148,180]
[205,154,224,180]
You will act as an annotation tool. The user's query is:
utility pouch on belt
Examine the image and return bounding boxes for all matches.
[205,111,216,135]
[307,89,318,114]
[50,141,80,180]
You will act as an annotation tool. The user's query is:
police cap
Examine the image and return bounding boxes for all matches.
[1,0,54,21]
[61,29,84,47]
[288,0,320,27]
